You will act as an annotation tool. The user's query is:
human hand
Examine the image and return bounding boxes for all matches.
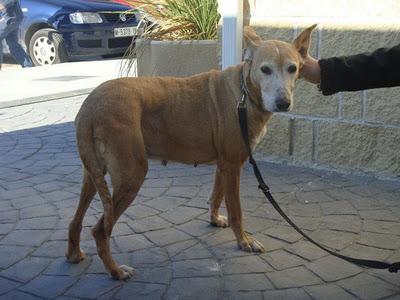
[0,4,5,22]
[300,54,321,84]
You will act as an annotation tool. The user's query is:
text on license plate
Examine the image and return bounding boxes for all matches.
[114,27,137,37]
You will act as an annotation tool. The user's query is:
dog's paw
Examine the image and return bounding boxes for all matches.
[111,265,136,280]
[210,215,229,228]
[238,235,266,253]
[65,248,86,263]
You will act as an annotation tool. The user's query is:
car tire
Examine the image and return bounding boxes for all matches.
[29,28,68,66]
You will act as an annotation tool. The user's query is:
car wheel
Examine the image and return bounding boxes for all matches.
[29,28,68,66]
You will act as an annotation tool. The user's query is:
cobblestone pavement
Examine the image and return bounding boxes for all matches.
[0,96,399,300]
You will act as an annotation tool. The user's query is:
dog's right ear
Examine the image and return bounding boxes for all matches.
[243,26,262,61]
[293,24,317,59]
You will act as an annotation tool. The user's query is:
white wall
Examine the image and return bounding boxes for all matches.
[250,0,400,23]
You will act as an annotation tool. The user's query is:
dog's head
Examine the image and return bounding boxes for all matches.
[243,24,317,113]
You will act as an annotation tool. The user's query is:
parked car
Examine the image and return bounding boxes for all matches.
[4,0,143,66]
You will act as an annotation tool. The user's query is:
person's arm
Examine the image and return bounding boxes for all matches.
[7,0,24,21]
[301,44,400,95]
[14,0,24,20]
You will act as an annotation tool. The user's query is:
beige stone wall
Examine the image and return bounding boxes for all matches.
[136,40,218,77]
[248,19,400,177]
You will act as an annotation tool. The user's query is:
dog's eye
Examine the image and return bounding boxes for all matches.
[287,65,297,74]
[261,65,273,75]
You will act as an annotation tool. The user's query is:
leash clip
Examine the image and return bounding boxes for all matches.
[238,93,246,108]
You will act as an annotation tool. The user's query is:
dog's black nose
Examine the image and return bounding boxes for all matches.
[276,98,290,111]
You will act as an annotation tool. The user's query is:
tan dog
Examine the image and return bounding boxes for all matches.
[66,25,316,280]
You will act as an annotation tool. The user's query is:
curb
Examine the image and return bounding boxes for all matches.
[0,88,93,109]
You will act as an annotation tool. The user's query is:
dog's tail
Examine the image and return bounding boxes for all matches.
[75,117,114,237]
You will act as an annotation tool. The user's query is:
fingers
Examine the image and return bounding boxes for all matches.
[300,54,321,84]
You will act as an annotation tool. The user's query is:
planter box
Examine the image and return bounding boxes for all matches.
[135,39,218,77]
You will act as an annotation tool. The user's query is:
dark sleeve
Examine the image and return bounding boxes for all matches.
[14,0,24,20]
[6,0,23,21]
[318,44,400,95]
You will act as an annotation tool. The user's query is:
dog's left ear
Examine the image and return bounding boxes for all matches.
[293,24,317,59]
[243,26,262,61]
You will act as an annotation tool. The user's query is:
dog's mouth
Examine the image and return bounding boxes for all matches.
[276,105,292,113]
[261,93,293,113]
[263,104,292,113]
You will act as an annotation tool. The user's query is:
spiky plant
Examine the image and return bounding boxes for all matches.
[120,0,220,75]
[127,0,220,40]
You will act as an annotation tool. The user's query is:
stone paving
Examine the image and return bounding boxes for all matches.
[0,96,399,300]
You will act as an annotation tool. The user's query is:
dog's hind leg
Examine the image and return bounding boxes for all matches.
[209,166,229,228]
[66,168,97,263]
[92,127,148,280]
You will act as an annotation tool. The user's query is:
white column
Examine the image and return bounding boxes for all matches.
[220,0,243,69]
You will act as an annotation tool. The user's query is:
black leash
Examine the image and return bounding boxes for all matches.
[238,70,400,273]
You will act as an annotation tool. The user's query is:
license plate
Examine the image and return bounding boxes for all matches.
[114,27,137,37]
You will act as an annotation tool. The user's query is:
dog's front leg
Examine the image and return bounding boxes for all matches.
[222,162,266,253]
[209,166,229,228]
